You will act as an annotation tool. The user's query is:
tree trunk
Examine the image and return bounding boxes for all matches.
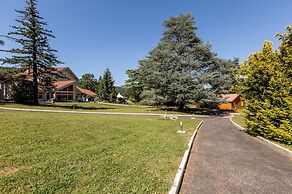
[32,19,39,106]
[32,57,39,105]
[178,102,185,111]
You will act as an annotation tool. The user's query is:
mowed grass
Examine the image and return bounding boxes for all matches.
[0,102,187,115]
[232,114,292,151]
[0,111,200,193]
[232,115,246,128]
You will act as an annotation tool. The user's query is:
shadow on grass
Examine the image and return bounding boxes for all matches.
[160,107,235,116]
[0,101,235,115]
[41,104,116,111]
[0,102,115,111]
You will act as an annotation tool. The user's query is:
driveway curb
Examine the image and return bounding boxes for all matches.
[169,120,203,194]
[257,136,292,155]
[230,117,292,155]
[229,117,245,131]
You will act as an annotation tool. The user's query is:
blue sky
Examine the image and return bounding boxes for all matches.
[0,0,291,85]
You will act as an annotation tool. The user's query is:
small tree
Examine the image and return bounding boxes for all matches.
[102,69,117,102]
[124,69,144,103]
[0,40,4,46]
[13,77,34,104]
[96,76,104,100]
[237,26,292,144]
[78,74,97,91]
[0,0,62,105]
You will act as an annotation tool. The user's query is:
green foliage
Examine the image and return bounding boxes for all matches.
[124,69,144,103]
[0,67,20,80]
[0,40,4,46]
[12,77,34,104]
[139,89,158,106]
[115,86,125,96]
[96,69,117,102]
[96,76,104,100]
[78,73,97,91]
[237,26,292,144]
[134,14,237,109]
[0,0,62,105]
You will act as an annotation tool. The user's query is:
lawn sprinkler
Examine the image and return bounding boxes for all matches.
[177,121,186,134]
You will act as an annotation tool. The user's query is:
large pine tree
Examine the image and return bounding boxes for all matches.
[0,0,62,105]
[137,14,237,109]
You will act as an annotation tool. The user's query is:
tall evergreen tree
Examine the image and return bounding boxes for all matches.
[0,0,62,105]
[137,14,236,109]
[78,73,97,91]
[96,76,104,100]
[102,69,117,102]
[0,40,4,46]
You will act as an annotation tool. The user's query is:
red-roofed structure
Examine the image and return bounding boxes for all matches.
[221,94,239,103]
[0,67,97,102]
[219,94,245,110]
[77,87,97,97]
[54,80,75,89]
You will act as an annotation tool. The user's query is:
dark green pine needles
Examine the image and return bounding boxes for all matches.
[135,14,237,109]
[0,0,62,105]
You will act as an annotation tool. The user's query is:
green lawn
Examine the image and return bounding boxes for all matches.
[0,111,200,193]
[0,102,187,114]
[232,115,246,128]
[231,114,292,151]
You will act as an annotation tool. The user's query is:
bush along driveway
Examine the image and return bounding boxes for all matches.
[180,117,292,194]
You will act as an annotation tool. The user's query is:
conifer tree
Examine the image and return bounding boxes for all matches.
[0,40,4,46]
[96,76,104,100]
[102,69,117,102]
[136,14,236,109]
[0,0,62,105]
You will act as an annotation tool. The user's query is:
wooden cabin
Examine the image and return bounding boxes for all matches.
[219,94,245,110]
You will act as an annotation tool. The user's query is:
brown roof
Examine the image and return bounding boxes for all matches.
[77,87,97,97]
[20,67,78,80]
[56,67,67,72]
[56,67,79,80]
[221,94,240,102]
[54,80,75,89]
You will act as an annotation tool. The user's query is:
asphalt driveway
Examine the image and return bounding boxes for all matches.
[180,117,292,194]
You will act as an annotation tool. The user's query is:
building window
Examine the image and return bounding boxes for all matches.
[63,73,67,78]
[56,94,73,101]
[59,85,73,92]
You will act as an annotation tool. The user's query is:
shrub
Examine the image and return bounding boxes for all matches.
[13,78,34,104]
[237,26,292,145]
